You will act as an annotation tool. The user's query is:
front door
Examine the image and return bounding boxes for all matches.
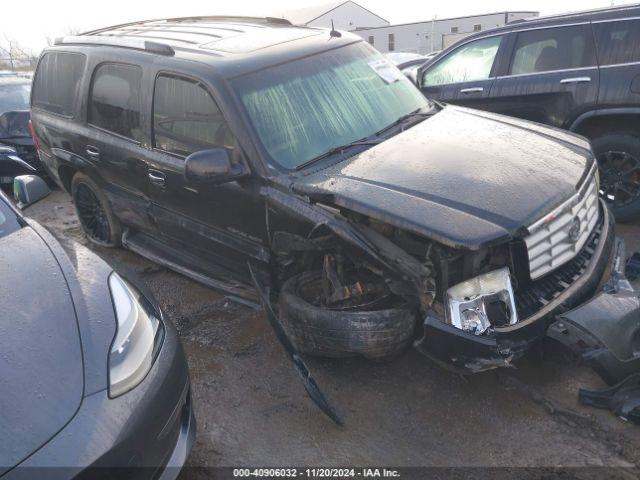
[419,34,505,110]
[487,24,599,128]
[145,73,267,278]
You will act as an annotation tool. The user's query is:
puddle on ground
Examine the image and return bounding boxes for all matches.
[229,312,270,354]
[183,340,225,376]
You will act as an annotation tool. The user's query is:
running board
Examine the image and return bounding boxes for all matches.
[122,229,260,307]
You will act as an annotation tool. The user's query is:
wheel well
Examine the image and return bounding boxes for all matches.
[57,165,78,193]
[574,114,640,140]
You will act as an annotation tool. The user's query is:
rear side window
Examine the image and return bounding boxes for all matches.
[593,20,640,66]
[32,52,85,116]
[89,63,143,141]
[153,75,232,157]
[510,26,595,75]
[422,35,502,86]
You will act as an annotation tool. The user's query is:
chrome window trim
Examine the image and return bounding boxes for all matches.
[600,60,640,69]
[495,65,597,80]
[510,21,590,33]
[592,16,640,24]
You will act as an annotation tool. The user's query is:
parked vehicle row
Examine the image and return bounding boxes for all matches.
[417,4,640,220]
[386,51,439,84]
[27,15,640,424]
[0,76,45,190]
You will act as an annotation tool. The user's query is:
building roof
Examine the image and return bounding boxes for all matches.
[354,10,538,31]
[280,1,389,26]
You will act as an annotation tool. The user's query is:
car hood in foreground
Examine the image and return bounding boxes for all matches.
[0,227,83,474]
[291,106,594,249]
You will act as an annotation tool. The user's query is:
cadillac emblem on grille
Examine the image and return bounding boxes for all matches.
[524,164,600,280]
[568,217,582,243]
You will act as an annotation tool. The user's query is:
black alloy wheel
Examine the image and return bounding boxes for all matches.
[598,150,640,209]
[75,183,112,244]
[71,173,121,247]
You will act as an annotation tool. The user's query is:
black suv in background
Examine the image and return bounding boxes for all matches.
[418,4,640,221]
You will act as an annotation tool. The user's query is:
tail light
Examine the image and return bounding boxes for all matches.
[28,120,41,152]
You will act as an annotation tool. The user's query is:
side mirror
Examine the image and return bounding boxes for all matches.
[184,148,245,185]
[13,175,50,209]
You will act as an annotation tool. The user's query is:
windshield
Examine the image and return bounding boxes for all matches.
[0,84,30,115]
[234,42,429,169]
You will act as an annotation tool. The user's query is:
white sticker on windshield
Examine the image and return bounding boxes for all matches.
[368,59,404,84]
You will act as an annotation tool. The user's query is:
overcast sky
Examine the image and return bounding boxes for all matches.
[3,0,636,53]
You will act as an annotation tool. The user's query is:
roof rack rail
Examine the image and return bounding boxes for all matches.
[54,36,175,56]
[81,16,292,36]
[164,15,292,25]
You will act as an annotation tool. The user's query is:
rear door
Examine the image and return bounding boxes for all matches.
[419,34,506,109]
[30,50,86,180]
[145,72,267,277]
[487,24,599,128]
[592,17,640,108]
[79,59,155,231]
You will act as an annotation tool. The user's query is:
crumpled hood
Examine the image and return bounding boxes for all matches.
[292,106,594,249]
[0,227,83,474]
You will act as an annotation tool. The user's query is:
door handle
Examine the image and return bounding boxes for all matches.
[85,145,100,158]
[460,87,484,94]
[148,169,166,188]
[560,76,591,84]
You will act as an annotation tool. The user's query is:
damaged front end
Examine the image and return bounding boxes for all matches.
[259,160,640,423]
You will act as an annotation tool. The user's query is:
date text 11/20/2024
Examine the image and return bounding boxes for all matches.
[233,468,401,478]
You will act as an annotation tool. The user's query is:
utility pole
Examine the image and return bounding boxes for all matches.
[430,15,436,53]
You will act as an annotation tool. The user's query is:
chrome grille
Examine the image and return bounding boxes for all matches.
[524,165,600,280]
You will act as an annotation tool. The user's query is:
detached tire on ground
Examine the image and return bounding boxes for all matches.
[278,271,418,360]
[592,133,640,222]
[71,172,122,247]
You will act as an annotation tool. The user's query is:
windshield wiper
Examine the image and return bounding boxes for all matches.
[375,108,433,136]
[293,106,436,172]
[295,139,381,171]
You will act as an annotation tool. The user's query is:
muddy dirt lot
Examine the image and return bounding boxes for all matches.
[26,189,640,473]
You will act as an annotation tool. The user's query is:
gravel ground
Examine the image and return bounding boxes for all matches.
[25,189,640,474]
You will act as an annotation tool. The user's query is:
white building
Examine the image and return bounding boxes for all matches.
[279,1,389,31]
[354,11,538,54]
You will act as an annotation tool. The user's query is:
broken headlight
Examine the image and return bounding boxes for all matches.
[445,267,518,335]
[108,272,164,398]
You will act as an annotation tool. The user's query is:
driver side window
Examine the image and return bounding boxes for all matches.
[153,74,233,157]
[422,35,503,87]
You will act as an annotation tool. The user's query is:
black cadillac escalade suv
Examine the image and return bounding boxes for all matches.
[30,16,640,420]
[418,4,640,221]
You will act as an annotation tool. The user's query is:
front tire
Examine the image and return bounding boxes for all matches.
[71,173,121,247]
[278,271,418,361]
[592,133,640,222]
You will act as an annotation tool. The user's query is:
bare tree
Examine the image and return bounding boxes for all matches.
[0,36,35,71]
